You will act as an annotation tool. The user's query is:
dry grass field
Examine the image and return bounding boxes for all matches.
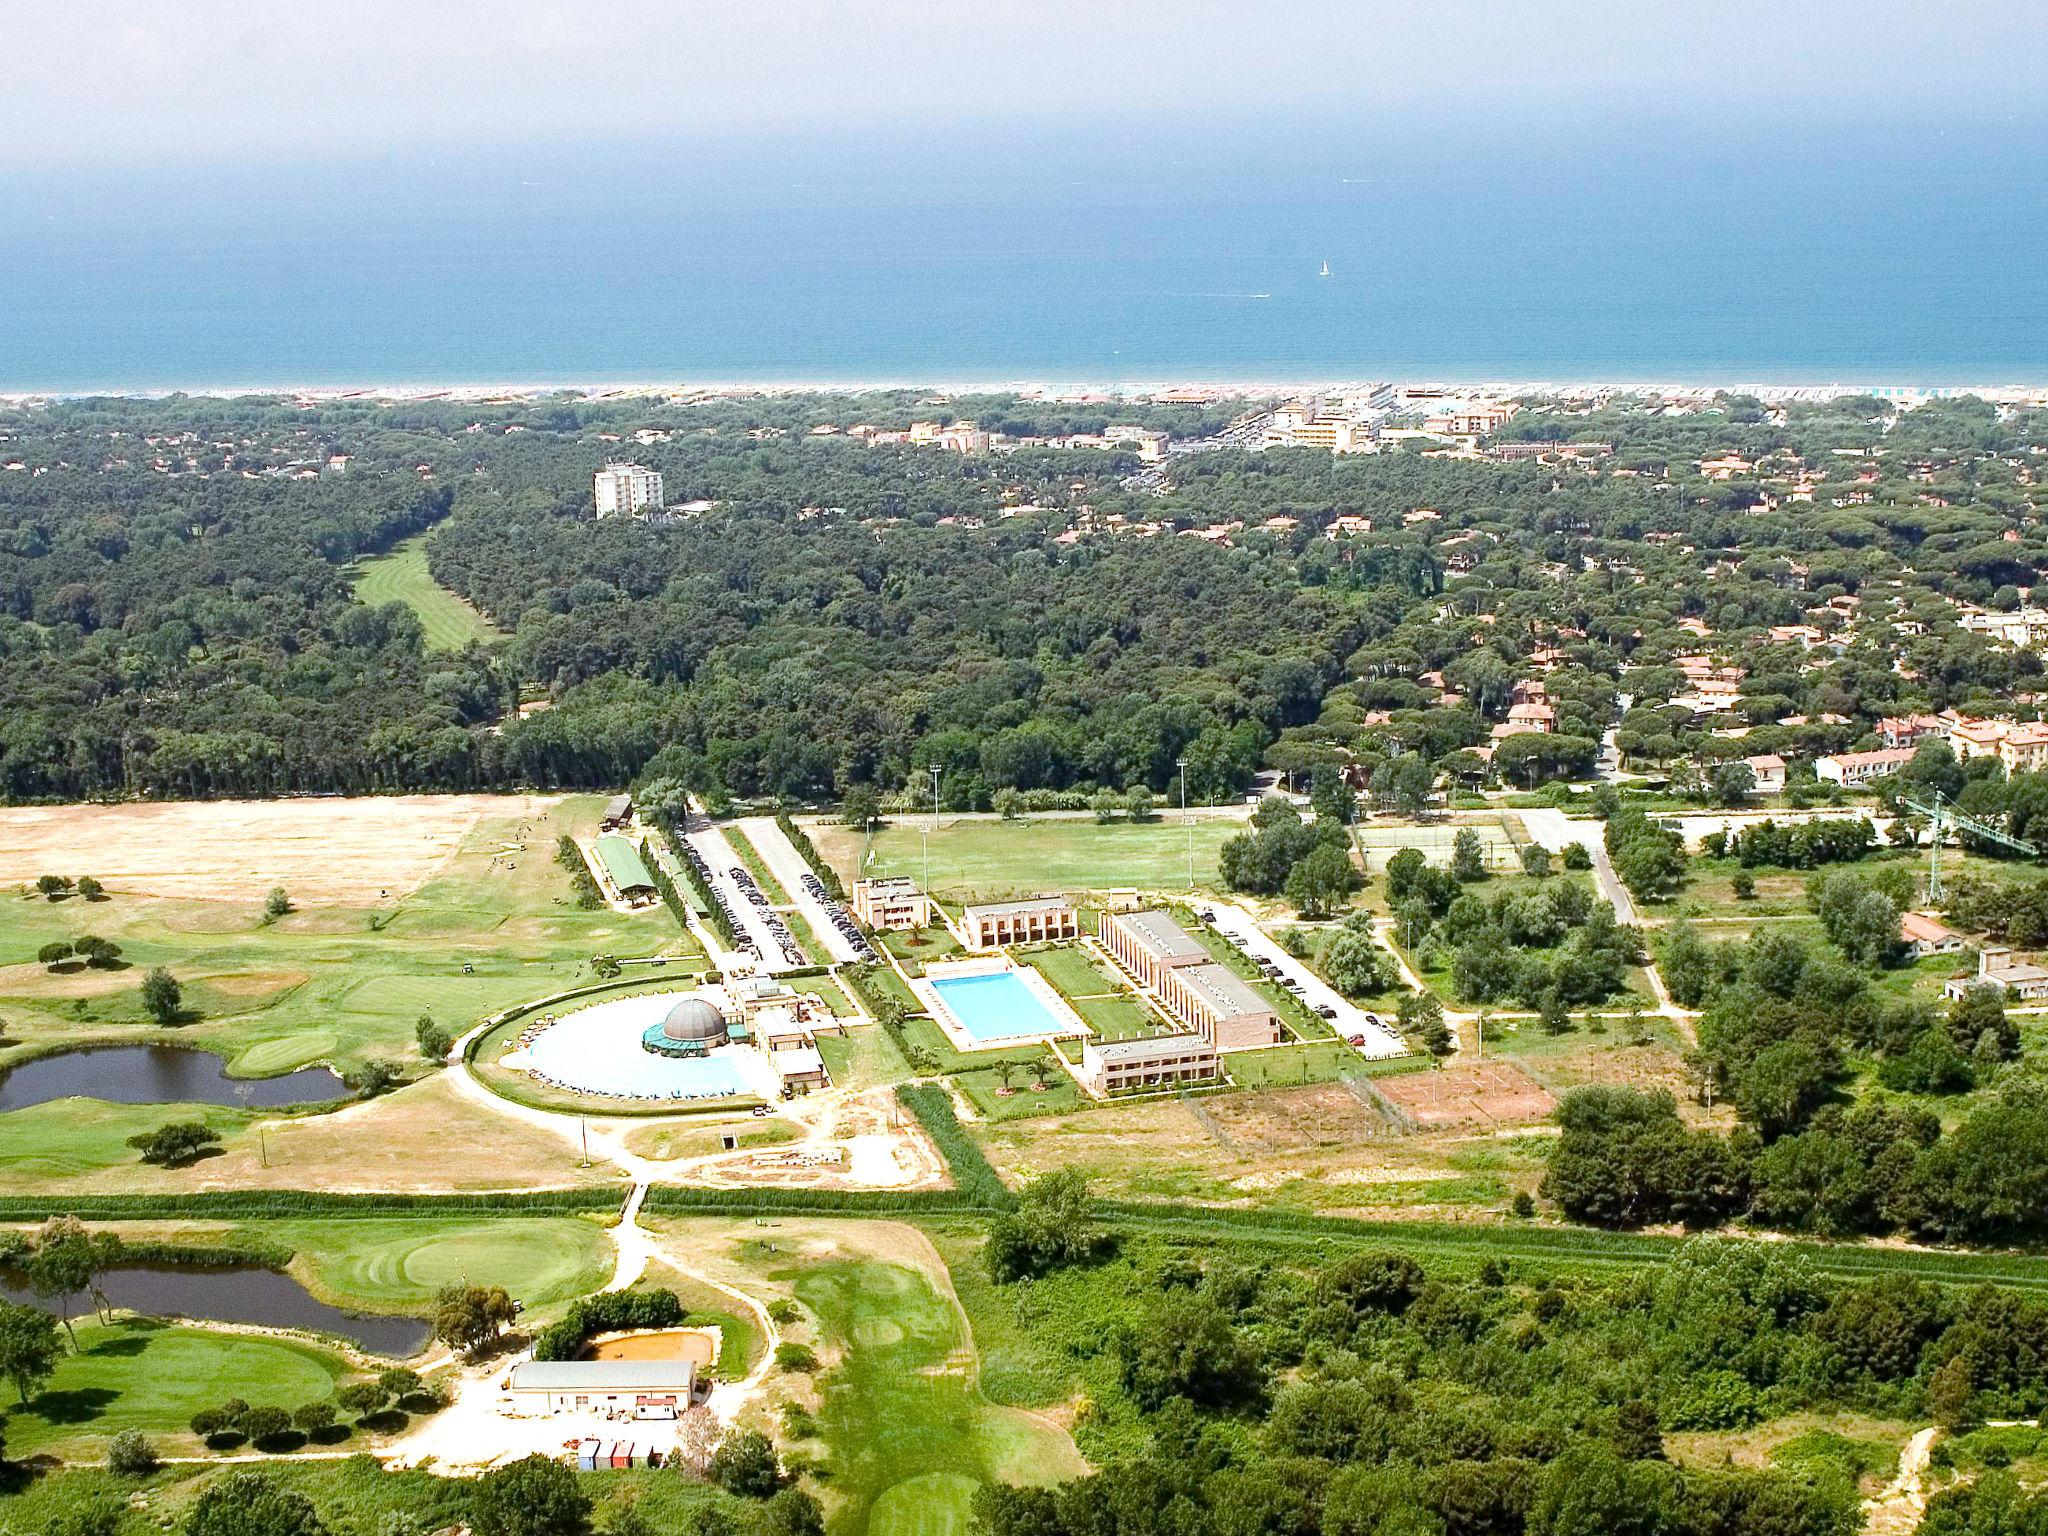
[0,793,564,903]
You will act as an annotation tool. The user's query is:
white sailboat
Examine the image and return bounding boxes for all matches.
[1318,260,1331,278]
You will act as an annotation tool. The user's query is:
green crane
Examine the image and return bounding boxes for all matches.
[1897,791,2039,903]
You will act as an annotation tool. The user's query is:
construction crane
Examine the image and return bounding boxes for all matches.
[1897,791,2039,903]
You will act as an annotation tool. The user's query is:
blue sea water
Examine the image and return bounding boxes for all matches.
[2,123,2044,389]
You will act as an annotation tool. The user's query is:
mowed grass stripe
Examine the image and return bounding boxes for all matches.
[272,1217,616,1310]
[350,535,503,651]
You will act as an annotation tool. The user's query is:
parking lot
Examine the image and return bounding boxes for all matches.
[1202,900,1409,1059]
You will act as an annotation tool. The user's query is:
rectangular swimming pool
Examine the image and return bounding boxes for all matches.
[928,969,1071,1044]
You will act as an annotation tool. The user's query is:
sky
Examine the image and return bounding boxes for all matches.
[7,0,2048,170]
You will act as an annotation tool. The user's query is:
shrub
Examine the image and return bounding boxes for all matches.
[107,1429,158,1476]
[774,1342,819,1372]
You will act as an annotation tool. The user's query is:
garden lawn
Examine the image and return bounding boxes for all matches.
[791,1256,1083,1536]
[3,1316,346,1459]
[1226,1041,1371,1089]
[349,534,504,651]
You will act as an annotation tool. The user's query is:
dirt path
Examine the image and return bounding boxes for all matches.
[1865,1426,1941,1536]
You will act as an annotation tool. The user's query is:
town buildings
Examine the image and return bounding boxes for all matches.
[1816,748,1918,787]
[1947,946,2048,1001]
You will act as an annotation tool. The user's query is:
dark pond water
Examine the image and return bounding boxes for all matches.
[0,1264,429,1356]
[0,1045,343,1113]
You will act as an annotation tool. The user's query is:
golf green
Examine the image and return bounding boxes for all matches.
[792,1258,1081,1536]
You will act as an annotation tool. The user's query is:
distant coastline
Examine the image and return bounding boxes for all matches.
[7,376,2048,406]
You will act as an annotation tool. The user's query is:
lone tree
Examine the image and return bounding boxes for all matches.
[141,967,182,1025]
[0,1299,61,1405]
[27,1217,100,1348]
[468,1453,592,1536]
[415,1015,454,1060]
[709,1428,787,1498]
[128,1121,223,1168]
[431,1284,518,1356]
[1451,828,1488,883]
[36,941,72,968]
[34,874,72,901]
[264,887,292,922]
[75,876,104,901]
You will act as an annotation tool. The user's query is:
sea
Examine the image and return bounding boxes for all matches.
[3,120,2045,392]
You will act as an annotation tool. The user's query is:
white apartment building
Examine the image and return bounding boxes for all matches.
[594,463,665,519]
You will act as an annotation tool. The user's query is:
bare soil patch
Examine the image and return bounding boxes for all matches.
[1376,1061,1557,1130]
[1204,1084,1380,1153]
[0,794,563,903]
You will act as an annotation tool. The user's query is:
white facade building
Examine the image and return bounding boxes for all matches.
[594,463,665,519]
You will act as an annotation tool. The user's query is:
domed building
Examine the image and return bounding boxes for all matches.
[641,995,729,1058]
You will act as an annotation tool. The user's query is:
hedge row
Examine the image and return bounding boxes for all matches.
[662,821,736,946]
[644,1185,990,1217]
[776,812,846,900]
[895,1083,1015,1209]
[642,838,693,934]
[0,1189,632,1221]
[532,1288,686,1361]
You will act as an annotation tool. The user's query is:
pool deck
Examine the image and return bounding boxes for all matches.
[912,956,1091,1052]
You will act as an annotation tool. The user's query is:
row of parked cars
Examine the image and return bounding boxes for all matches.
[675,840,773,966]
[1194,906,1340,1023]
[798,871,879,963]
[728,865,809,968]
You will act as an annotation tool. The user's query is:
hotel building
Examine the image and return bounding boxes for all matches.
[1082,1033,1220,1095]
[1100,909,1282,1050]
[852,877,929,931]
[962,896,1078,949]
[594,463,665,518]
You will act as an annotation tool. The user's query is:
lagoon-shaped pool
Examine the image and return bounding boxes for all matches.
[506,993,780,1103]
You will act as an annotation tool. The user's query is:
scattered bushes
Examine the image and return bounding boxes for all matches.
[531,1288,685,1362]
[555,835,603,909]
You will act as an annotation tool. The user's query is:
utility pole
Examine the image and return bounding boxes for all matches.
[1177,756,1193,888]
[926,765,941,902]
[579,1115,589,1168]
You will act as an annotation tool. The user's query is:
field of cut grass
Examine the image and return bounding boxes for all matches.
[791,1255,1083,1536]
[350,534,504,651]
[3,1316,347,1459]
[812,814,1242,900]
[269,1215,615,1312]
[0,795,688,1082]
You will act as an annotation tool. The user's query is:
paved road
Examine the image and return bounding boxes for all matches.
[733,815,864,964]
[682,821,802,972]
[1518,808,1639,924]
[1205,900,1408,1059]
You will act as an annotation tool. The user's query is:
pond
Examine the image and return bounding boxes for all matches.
[0,1263,430,1356]
[0,1045,343,1114]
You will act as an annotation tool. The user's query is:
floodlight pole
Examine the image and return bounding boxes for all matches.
[926,765,941,901]
[1177,756,1193,889]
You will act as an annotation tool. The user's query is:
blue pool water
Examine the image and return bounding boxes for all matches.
[929,971,1069,1044]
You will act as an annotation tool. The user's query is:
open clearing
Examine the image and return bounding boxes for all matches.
[350,534,505,651]
[1375,1060,1557,1130]
[0,793,561,903]
[0,794,687,1095]
[808,813,1243,900]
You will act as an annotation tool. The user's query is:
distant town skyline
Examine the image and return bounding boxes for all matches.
[6,0,2046,170]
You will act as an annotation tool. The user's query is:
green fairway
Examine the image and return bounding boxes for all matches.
[0,1100,253,1181]
[818,815,1241,900]
[349,534,504,650]
[3,1317,345,1459]
[792,1257,1082,1536]
[271,1216,615,1310]
[0,796,691,1087]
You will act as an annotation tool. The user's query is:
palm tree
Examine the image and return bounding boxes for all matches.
[995,1060,1016,1094]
